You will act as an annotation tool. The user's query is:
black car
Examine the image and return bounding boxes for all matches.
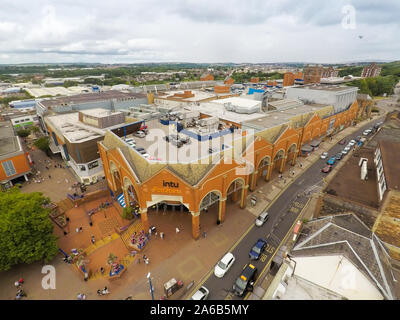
[335,153,343,160]
[134,147,145,152]
[233,264,257,297]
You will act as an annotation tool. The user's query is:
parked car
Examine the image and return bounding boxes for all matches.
[338,139,346,145]
[233,264,257,297]
[344,145,351,151]
[190,286,209,300]
[142,153,150,158]
[355,136,362,142]
[321,165,332,173]
[363,129,372,136]
[133,131,146,138]
[209,147,218,154]
[179,136,191,144]
[327,157,336,165]
[335,153,343,160]
[249,239,267,260]
[214,252,236,278]
[255,211,269,227]
[348,140,356,146]
[170,139,183,148]
[138,149,147,154]
[134,147,145,152]
[341,149,349,155]
[320,152,328,159]
[125,137,135,144]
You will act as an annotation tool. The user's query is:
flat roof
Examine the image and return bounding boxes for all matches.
[290,84,357,92]
[213,96,261,109]
[46,112,105,143]
[379,140,400,190]
[194,102,266,124]
[157,90,217,102]
[0,121,21,158]
[80,108,123,118]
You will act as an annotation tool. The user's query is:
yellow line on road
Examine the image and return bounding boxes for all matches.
[244,197,311,300]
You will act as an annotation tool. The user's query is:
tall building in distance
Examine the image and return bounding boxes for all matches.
[304,66,339,84]
[361,63,382,78]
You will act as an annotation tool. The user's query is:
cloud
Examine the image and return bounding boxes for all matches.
[0,0,398,63]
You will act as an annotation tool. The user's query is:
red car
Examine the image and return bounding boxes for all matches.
[338,139,346,145]
[321,165,332,173]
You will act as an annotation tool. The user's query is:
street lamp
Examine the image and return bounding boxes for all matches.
[147,272,154,301]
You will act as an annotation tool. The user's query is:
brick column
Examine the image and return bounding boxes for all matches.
[279,155,287,173]
[219,198,227,223]
[250,170,258,191]
[191,212,200,240]
[140,208,149,232]
[232,188,239,202]
[266,163,272,181]
[122,186,130,207]
[291,149,299,166]
[240,184,249,209]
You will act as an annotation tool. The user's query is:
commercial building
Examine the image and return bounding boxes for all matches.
[267,214,399,300]
[200,73,214,81]
[44,108,137,185]
[303,66,339,84]
[0,121,32,189]
[98,85,360,239]
[362,63,382,78]
[9,99,37,112]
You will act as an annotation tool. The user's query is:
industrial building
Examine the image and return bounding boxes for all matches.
[361,63,382,78]
[98,85,360,239]
[0,121,32,189]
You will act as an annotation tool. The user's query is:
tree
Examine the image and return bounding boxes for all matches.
[16,128,30,138]
[0,188,58,270]
[34,136,50,153]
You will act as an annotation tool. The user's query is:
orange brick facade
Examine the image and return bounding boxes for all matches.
[200,74,214,81]
[98,100,359,239]
[0,152,31,183]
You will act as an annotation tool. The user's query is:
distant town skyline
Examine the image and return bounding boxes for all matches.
[0,0,398,64]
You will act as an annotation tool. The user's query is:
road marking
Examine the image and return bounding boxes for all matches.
[244,197,311,300]
[260,253,267,262]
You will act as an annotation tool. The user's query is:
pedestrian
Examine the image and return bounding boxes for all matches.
[79,227,83,232]
[14,281,21,288]
[160,232,164,239]
[284,179,287,184]
[91,235,95,244]
[84,272,89,282]
[292,171,295,176]
[76,227,79,233]
[176,227,180,233]
[48,175,51,179]
[202,231,207,238]
[97,289,102,296]
[102,287,109,295]
[148,227,152,236]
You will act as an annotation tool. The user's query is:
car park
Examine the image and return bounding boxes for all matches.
[335,153,343,160]
[255,211,269,227]
[233,264,257,297]
[190,286,209,300]
[338,139,346,145]
[320,152,328,159]
[249,238,267,260]
[321,165,332,173]
[327,157,336,165]
[214,252,236,278]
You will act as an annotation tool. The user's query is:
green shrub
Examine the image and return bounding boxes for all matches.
[16,129,30,138]
[122,207,134,220]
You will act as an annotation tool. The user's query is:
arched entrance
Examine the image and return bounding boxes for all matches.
[257,156,271,184]
[227,178,244,205]
[123,177,139,208]
[200,191,221,212]
[273,149,285,173]
[109,161,122,193]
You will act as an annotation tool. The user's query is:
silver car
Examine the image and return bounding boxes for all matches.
[190,286,209,300]
[255,211,269,227]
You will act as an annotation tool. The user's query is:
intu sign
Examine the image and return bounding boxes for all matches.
[163,180,179,188]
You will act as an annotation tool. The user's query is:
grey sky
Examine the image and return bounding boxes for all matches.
[0,0,398,64]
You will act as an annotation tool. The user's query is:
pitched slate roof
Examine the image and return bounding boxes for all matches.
[292,214,398,300]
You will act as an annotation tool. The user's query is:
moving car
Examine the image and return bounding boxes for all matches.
[338,139,346,145]
[190,286,209,300]
[321,165,332,173]
[255,211,269,227]
[214,252,235,278]
[233,264,257,297]
[249,239,267,260]
[320,152,328,159]
[335,153,343,160]
[327,157,336,165]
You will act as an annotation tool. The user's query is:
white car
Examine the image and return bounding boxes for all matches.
[344,145,351,151]
[190,286,209,300]
[255,211,269,227]
[363,129,372,136]
[143,153,150,158]
[320,152,328,159]
[214,252,235,278]
[348,140,356,146]
[341,149,349,155]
